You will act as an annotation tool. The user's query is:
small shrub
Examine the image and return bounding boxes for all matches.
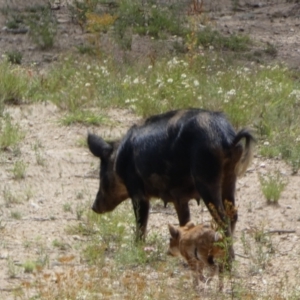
[23,260,36,273]
[27,7,57,50]
[86,12,117,33]
[5,50,23,65]
[259,171,287,204]
[63,203,73,213]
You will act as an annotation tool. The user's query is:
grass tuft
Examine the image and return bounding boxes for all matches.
[259,171,288,204]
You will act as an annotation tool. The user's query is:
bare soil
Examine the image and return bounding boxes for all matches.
[0,1,300,299]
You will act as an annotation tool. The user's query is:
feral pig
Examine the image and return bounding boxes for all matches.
[87,108,255,259]
[168,222,225,291]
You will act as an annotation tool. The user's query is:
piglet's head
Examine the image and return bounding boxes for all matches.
[87,133,129,214]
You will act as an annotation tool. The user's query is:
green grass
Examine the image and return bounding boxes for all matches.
[10,211,22,220]
[23,260,36,273]
[196,26,251,51]
[0,113,24,150]
[0,61,30,109]
[12,160,26,180]
[259,171,288,204]
[61,110,106,126]
[1,54,300,171]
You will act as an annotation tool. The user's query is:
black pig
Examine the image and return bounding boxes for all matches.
[87,109,255,258]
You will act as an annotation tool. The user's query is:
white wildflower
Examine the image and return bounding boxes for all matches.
[167,78,173,83]
[85,83,91,87]
[227,89,236,96]
[193,80,199,87]
[133,78,139,84]
[181,73,187,78]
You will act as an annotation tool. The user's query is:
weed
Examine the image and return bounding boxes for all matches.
[75,203,85,220]
[12,160,27,180]
[76,44,96,55]
[26,6,57,50]
[68,0,98,29]
[5,50,23,65]
[11,211,22,220]
[0,218,6,231]
[7,257,19,278]
[63,203,73,213]
[0,61,30,109]
[61,110,106,126]
[23,260,36,273]
[76,191,84,200]
[259,171,287,204]
[35,149,46,166]
[264,42,278,57]
[3,186,21,206]
[52,239,69,251]
[0,113,24,150]
[114,0,186,49]
[24,186,34,201]
[196,26,251,51]
[86,12,117,33]
[231,0,240,11]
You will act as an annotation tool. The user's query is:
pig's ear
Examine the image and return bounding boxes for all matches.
[168,224,179,239]
[87,133,113,160]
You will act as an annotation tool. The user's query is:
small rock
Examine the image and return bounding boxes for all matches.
[73,235,82,241]
[30,201,39,209]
